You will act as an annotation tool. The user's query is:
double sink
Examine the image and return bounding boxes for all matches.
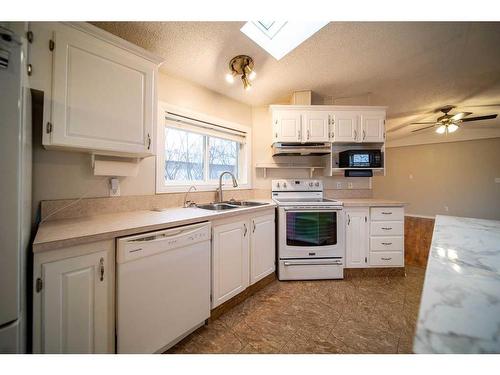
[196,200,268,211]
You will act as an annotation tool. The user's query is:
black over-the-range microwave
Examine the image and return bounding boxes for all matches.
[338,149,382,168]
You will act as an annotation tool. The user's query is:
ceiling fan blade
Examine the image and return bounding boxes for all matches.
[449,112,472,122]
[411,125,436,133]
[461,114,498,122]
[409,121,436,125]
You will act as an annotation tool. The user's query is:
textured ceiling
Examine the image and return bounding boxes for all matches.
[92,22,500,141]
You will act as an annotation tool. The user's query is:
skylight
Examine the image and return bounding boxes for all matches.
[240,21,328,60]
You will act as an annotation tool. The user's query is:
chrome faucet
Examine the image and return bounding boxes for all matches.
[183,185,197,208]
[217,171,238,203]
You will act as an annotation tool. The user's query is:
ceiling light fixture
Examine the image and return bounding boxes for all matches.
[225,55,255,91]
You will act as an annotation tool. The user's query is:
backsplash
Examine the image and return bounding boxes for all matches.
[40,188,372,221]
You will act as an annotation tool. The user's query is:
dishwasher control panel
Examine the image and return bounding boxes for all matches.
[116,222,211,264]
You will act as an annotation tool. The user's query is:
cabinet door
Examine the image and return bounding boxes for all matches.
[50,24,156,156]
[304,111,330,142]
[41,250,112,353]
[250,213,275,285]
[273,110,302,142]
[345,208,369,268]
[331,111,360,142]
[360,112,385,142]
[212,220,250,308]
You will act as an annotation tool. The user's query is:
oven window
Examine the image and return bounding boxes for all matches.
[286,211,337,247]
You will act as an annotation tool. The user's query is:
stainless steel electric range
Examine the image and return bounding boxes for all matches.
[272,179,345,281]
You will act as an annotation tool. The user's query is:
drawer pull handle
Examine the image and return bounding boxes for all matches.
[381,257,392,261]
[381,242,392,245]
[99,258,104,282]
[381,212,392,215]
[381,227,392,230]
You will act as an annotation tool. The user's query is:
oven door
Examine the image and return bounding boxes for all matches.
[278,207,345,259]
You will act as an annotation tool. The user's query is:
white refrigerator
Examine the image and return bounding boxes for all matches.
[0,23,32,353]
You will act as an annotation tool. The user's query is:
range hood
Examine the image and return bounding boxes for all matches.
[272,142,331,156]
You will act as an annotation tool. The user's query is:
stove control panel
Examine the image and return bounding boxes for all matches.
[272,179,323,192]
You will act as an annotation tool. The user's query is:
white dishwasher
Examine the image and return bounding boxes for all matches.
[116,222,211,353]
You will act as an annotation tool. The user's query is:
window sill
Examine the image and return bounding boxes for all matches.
[156,182,252,194]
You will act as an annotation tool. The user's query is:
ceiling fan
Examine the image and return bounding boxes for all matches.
[411,105,498,134]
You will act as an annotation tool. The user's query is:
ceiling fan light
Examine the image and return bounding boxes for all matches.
[447,124,459,133]
[225,72,235,84]
[436,125,446,134]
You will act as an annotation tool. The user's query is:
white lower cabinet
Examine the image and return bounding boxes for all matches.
[345,206,405,269]
[369,206,405,267]
[212,220,250,308]
[345,208,369,268]
[250,213,276,285]
[211,209,275,308]
[33,240,114,353]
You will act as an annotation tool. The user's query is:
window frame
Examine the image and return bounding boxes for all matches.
[156,102,252,193]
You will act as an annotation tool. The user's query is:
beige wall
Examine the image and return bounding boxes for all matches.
[32,72,253,218]
[373,138,500,220]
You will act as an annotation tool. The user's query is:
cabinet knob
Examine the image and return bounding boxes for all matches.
[147,133,151,150]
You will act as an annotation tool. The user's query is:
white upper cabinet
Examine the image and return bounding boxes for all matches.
[270,106,386,145]
[273,110,302,143]
[32,23,163,157]
[360,111,385,142]
[331,111,360,143]
[303,111,330,142]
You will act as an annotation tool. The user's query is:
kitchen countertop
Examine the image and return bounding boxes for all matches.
[33,199,276,253]
[32,197,406,253]
[413,215,500,353]
[338,198,406,207]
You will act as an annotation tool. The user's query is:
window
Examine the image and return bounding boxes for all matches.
[240,21,328,60]
[157,107,251,193]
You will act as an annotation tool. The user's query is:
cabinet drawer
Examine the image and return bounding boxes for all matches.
[370,221,404,236]
[370,236,403,251]
[369,252,403,267]
[370,207,404,221]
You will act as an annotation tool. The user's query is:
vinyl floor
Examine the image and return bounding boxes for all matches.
[166,266,425,354]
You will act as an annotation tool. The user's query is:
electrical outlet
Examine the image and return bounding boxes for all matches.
[444,205,449,212]
[409,174,414,180]
[495,177,500,184]
[109,177,120,197]
[348,182,354,189]
[336,182,342,189]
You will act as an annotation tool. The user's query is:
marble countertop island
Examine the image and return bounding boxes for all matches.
[413,215,500,353]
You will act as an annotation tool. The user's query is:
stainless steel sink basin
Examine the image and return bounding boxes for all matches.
[196,201,268,211]
[195,203,240,211]
[225,201,268,207]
